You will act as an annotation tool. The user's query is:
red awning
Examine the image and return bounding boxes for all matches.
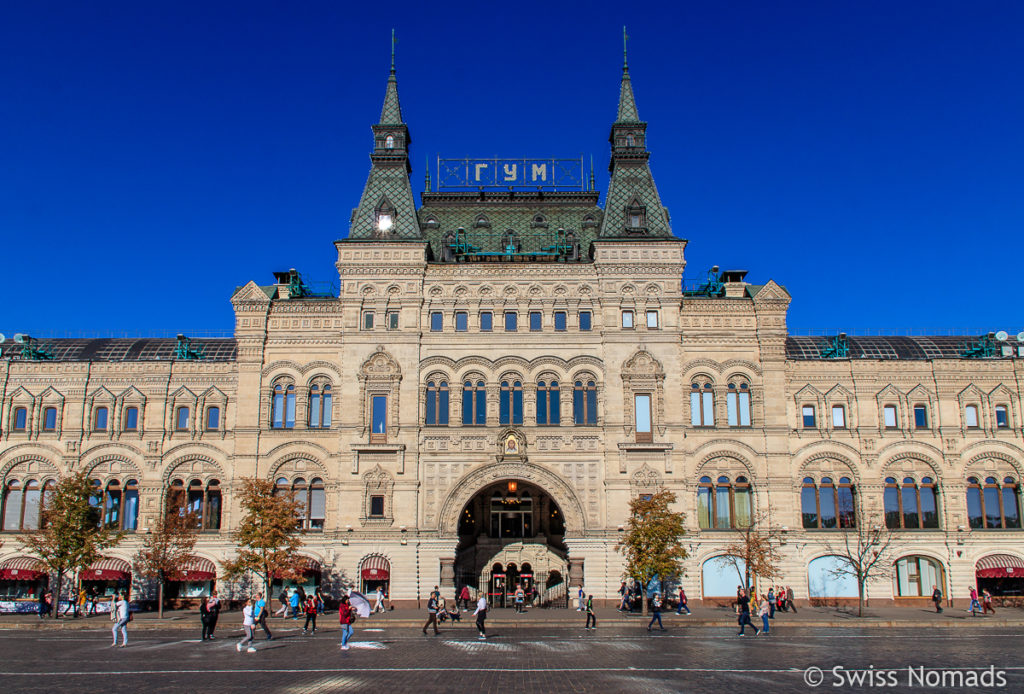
[168,556,217,582]
[360,555,390,581]
[81,557,131,581]
[0,556,45,581]
[976,554,1024,579]
[271,557,321,579]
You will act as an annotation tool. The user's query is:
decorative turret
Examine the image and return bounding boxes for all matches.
[599,28,672,238]
[347,31,421,240]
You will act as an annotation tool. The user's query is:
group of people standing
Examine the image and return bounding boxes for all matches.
[423,586,489,640]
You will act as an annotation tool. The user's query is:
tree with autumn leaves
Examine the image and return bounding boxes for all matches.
[717,511,783,594]
[616,489,688,615]
[221,478,306,599]
[19,470,123,619]
[132,492,199,619]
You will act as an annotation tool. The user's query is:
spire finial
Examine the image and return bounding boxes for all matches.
[390,28,397,74]
[589,155,596,191]
[622,25,629,70]
[424,154,432,193]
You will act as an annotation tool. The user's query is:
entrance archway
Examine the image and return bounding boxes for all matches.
[453,478,570,608]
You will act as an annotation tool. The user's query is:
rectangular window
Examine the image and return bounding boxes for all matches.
[371,395,388,442]
[739,391,751,426]
[176,407,190,431]
[965,405,979,428]
[646,310,659,329]
[554,311,567,331]
[578,311,592,331]
[996,406,1009,428]
[529,311,542,331]
[621,310,634,328]
[206,407,220,430]
[727,393,738,427]
[124,406,139,431]
[480,311,493,331]
[369,495,385,517]
[13,407,27,431]
[430,312,443,332]
[913,405,928,429]
[43,407,57,431]
[802,405,816,428]
[883,405,897,429]
[634,393,652,443]
[387,311,399,330]
[832,405,846,428]
[455,311,468,332]
[504,312,517,332]
[362,312,374,330]
[94,406,108,431]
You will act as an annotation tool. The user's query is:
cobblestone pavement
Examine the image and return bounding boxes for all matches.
[0,623,1020,693]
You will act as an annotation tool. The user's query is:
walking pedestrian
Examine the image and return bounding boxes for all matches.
[931,585,943,613]
[289,588,301,619]
[315,587,327,615]
[338,595,355,650]
[617,581,629,611]
[584,594,597,630]
[514,584,525,614]
[767,587,776,619]
[87,586,99,617]
[236,598,256,653]
[982,589,995,615]
[473,593,488,640]
[207,591,220,638]
[273,588,288,617]
[968,587,981,616]
[460,584,471,611]
[647,592,665,631]
[736,588,759,636]
[302,593,318,634]
[758,594,771,635]
[785,586,797,613]
[200,596,214,641]
[110,591,130,647]
[422,591,440,635]
[577,586,585,611]
[373,586,385,613]
[676,587,691,615]
[254,592,273,640]
[37,591,49,620]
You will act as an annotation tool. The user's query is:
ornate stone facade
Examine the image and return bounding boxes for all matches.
[2,56,1023,608]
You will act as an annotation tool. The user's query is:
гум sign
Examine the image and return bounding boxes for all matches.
[436,158,585,190]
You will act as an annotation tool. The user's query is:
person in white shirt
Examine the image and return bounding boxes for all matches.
[236,598,256,653]
[110,592,129,647]
[473,595,488,640]
[374,587,384,613]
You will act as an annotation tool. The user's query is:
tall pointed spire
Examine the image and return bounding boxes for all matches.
[347,32,419,240]
[379,29,404,125]
[616,26,640,123]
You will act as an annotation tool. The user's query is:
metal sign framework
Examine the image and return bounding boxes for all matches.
[437,157,585,190]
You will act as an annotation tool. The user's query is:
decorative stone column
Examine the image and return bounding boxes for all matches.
[439,557,456,595]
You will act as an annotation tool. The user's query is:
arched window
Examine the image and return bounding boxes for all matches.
[894,556,945,597]
[573,380,598,425]
[179,479,222,531]
[42,407,57,432]
[84,478,140,531]
[290,477,325,531]
[463,380,486,425]
[884,476,939,529]
[425,380,450,426]
[308,381,332,428]
[500,380,523,425]
[123,406,139,431]
[536,380,560,425]
[13,407,28,431]
[625,134,636,147]
[698,475,752,529]
[726,382,752,427]
[175,406,190,431]
[384,134,395,149]
[801,476,856,529]
[93,406,108,431]
[2,480,23,530]
[967,476,1021,529]
[271,382,296,429]
[205,406,220,431]
[690,382,714,427]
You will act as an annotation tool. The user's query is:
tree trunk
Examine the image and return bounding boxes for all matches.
[53,570,63,620]
[857,578,865,617]
[158,581,164,619]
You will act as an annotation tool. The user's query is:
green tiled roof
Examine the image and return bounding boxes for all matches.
[380,69,403,125]
[616,67,640,123]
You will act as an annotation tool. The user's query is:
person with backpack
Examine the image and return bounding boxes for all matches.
[423,591,440,635]
[736,588,759,636]
[647,592,665,631]
[676,587,691,615]
[274,588,289,617]
[584,594,596,630]
[931,585,943,613]
[289,588,302,619]
[253,592,273,640]
[338,595,355,650]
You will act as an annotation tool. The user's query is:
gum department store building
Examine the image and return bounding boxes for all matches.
[2,54,1023,609]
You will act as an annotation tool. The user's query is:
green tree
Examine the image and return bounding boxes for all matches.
[221,478,305,599]
[821,517,896,617]
[132,492,199,618]
[718,512,782,595]
[19,470,123,619]
[616,489,687,615]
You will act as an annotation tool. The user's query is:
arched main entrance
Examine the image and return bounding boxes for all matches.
[453,479,569,608]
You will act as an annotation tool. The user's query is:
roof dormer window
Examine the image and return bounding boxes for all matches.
[375,198,396,235]
[625,134,635,147]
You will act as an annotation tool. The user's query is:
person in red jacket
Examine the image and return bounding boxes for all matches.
[302,594,318,635]
[338,595,355,650]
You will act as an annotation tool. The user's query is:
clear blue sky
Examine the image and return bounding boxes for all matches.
[2,1,1022,338]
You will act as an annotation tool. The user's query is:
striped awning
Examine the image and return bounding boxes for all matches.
[168,556,217,582]
[271,556,321,579]
[360,555,390,581]
[976,554,1024,578]
[0,556,45,580]
[81,557,131,581]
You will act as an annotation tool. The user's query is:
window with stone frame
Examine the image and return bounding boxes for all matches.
[621,350,665,444]
[2,472,56,531]
[361,465,394,525]
[358,348,401,444]
[726,381,752,427]
[424,377,450,426]
[308,378,333,429]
